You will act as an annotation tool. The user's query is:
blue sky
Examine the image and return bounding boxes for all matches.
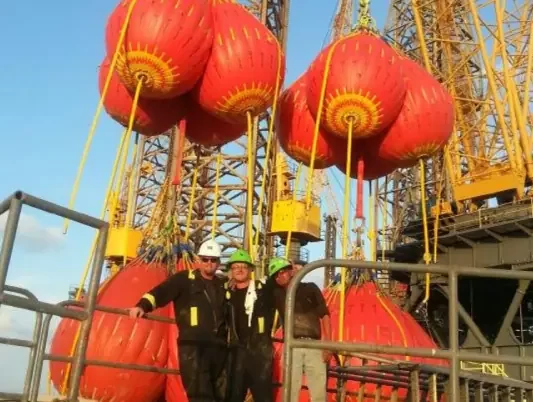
[0,0,388,395]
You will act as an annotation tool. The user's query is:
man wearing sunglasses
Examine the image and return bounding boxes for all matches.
[129,239,228,402]
[224,249,276,402]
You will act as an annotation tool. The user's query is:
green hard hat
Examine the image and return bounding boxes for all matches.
[268,257,292,277]
[226,249,254,270]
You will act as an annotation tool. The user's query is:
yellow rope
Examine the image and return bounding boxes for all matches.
[123,133,140,267]
[118,79,144,269]
[184,167,199,242]
[253,39,284,251]
[211,153,222,239]
[419,159,432,305]
[73,129,129,302]
[338,120,354,348]
[62,0,138,234]
[246,112,255,255]
[58,77,144,396]
[376,291,410,361]
[304,35,348,210]
[433,157,445,263]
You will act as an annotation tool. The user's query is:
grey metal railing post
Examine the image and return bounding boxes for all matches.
[0,193,22,297]
[282,261,310,402]
[448,270,459,402]
[67,227,108,401]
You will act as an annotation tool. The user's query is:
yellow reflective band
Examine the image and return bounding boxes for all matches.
[142,293,156,308]
[188,270,194,279]
[257,282,262,290]
[226,291,231,300]
[258,317,264,334]
[190,307,198,327]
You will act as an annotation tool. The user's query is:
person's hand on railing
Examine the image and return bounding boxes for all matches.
[128,307,145,318]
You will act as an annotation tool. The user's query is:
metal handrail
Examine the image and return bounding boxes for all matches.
[30,300,179,401]
[282,259,533,402]
[0,286,43,402]
[0,191,109,401]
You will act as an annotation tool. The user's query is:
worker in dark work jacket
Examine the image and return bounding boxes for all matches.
[129,239,228,402]
[269,257,332,402]
[225,249,276,402]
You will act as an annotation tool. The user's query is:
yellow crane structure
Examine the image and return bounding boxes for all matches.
[377,0,533,382]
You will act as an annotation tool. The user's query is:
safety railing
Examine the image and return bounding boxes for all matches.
[0,285,43,402]
[282,260,533,402]
[0,191,111,401]
[0,191,181,402]
[31,300,178,402]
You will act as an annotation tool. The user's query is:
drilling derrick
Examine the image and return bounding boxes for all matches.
[380,0,533,380]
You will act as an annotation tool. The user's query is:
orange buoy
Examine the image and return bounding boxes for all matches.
[105,0,213,99]
[192,0,285,124]
[49,261,171,402]
[334,137,398,181]
[272,282,447,402]
[99,57,183,136]
[165,305,187,402]
[306,32,407,140]
[374,58,455,168]
[183,99,245,147]
[277,74,338,169]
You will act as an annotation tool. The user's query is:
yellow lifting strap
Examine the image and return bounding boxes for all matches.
[252,40,284,252]
[62,0,139,234]
[419,159,432,305]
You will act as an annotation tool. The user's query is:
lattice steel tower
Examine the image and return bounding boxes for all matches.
[379,0,533,381]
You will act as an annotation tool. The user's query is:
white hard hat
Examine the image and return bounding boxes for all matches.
[198,239,222,258]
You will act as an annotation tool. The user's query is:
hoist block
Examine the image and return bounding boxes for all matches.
[269,199,322,244]
[105,227,143,262]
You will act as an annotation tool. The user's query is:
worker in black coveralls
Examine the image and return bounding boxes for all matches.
[129,239,228,402]
[225,248,276,402]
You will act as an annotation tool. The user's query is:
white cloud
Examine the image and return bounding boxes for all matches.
[0,300,60,394]
[0,212,64,253]
[0,308,14,332]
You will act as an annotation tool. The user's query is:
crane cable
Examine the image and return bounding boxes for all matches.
[57,74,144,395]
[62,0,138,234]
